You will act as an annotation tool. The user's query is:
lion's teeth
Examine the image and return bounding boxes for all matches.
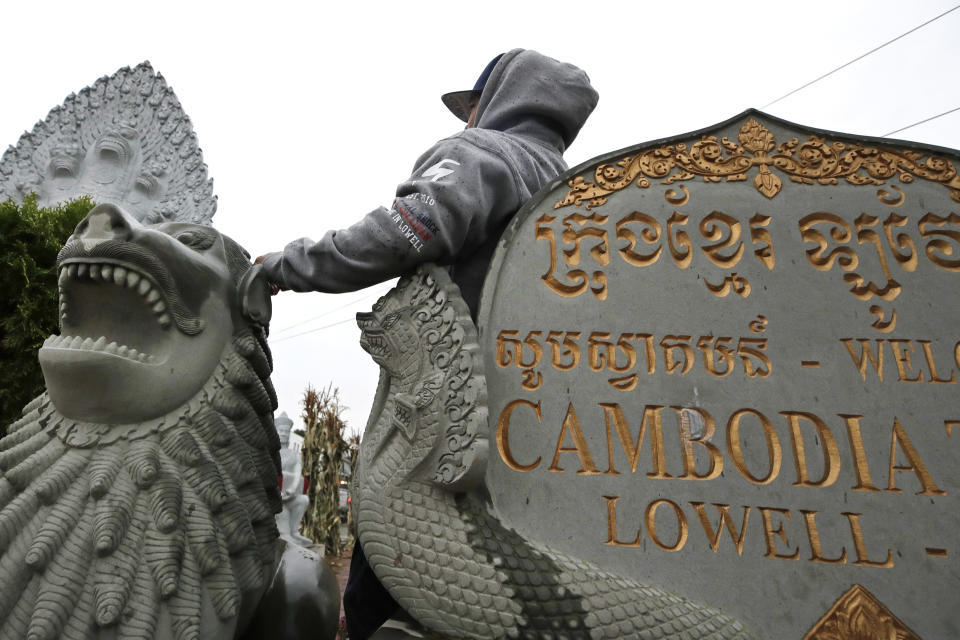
[118,346,130,357]
[128,348,140,359]
[105,341,118,355]
[137,353,148,363]
[152,300,166,314]
[71,336,83,348]
[100,265,112,281]
[81,337,94,350]
[92,337,107,351]
[113,266,126,286]
[77,264,88,279]
[90,265,101,280]
[158,313,171,329]
[138,280,151,296]
[66,264,77,278]
[126,271,141,289]
[58,268,69,285]
[146,289,161,304]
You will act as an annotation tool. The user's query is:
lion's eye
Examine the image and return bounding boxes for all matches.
[175,230,216,251]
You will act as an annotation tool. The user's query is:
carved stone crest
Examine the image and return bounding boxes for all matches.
[0,62,216,225]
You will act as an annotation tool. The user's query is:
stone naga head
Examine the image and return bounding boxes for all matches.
[41,202,272,423]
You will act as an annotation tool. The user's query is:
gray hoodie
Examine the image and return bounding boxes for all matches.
[260,49,598,316]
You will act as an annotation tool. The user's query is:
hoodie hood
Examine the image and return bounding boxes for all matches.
[474,49,598,153]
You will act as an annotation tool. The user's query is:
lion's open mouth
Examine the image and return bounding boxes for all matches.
[47,257,175,363]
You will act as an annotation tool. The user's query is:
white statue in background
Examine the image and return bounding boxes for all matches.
[275,411,313,546]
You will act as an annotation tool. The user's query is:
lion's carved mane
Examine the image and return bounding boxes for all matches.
[0,218,283,639]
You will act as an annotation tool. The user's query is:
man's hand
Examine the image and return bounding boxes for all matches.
[254,254,283,296]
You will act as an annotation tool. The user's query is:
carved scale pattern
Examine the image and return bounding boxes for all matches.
[0,330,280,640]
[355,264,760,639]
[0,62,216,225]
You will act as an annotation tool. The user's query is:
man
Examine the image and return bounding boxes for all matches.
[257,48,597,639]
[257,48,598,319]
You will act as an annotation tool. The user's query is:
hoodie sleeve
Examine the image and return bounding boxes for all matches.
[260,135,522,293]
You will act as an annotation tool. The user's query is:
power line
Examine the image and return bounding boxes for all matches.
[761,4,960,109]
[270,317,358,344]
[883,105,960,137]
[270,284,394,335]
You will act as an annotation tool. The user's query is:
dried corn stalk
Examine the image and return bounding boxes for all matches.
[300,384,347,554]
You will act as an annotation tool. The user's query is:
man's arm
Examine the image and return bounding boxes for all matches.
[258,136,520,293]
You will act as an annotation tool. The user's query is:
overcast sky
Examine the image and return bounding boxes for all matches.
[3,0,959,434]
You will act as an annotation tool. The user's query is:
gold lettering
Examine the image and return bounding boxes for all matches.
[782,411,841,488]
[667,211,692,268]
[675,407,723,480]
[759,507,800,560]
[697,336,735,378]
[587,332,614,372]
[637,333,656,374]
[800,510,847,565]
[690,502,749,555]
[798,213,857,272]
[536,214,589,297]
[601,403,671,478]
[749,213,775,270]
[546,331,581,371]
[561,212,610,266]
[839,414,880,492]
[519,331,543,368]
[700,211,745,268]
[919,212,960,271]
[847,213,901,302]
[887,417,945,495]
[841,338,884,382]
[611,334,638,373]
[843,512,894,568]
[589,332,639,374]
[616,211,662,267]
[496,399,542,472]
[496,330,521,367]
[737,337,772,378]
[603,495,642,547]
[888,339,924,382]
[549,403,600,474]
[882,212,918,271]
[727,409,782,485]
[661,335,694,375]
[918,340,956,384]
[644,499,688,552]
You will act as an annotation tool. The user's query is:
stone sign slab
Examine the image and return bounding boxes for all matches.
[479,110,960,638]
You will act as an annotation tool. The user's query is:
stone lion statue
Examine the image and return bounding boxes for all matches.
[0,203,339,640]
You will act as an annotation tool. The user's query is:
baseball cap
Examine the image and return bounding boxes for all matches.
[441,53,504,122]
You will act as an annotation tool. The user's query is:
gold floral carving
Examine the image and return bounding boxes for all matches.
[555,118,960,210]
[803,584,921,640]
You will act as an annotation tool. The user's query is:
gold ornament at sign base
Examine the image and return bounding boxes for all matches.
[555,118,960,210]
[803,584,921,640]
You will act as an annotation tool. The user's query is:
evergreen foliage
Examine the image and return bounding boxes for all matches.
[0,195,94,432]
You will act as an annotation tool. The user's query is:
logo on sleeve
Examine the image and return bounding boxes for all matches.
[422,159,460,182]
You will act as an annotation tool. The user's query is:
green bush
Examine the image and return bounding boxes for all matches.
[0,195,94,432]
